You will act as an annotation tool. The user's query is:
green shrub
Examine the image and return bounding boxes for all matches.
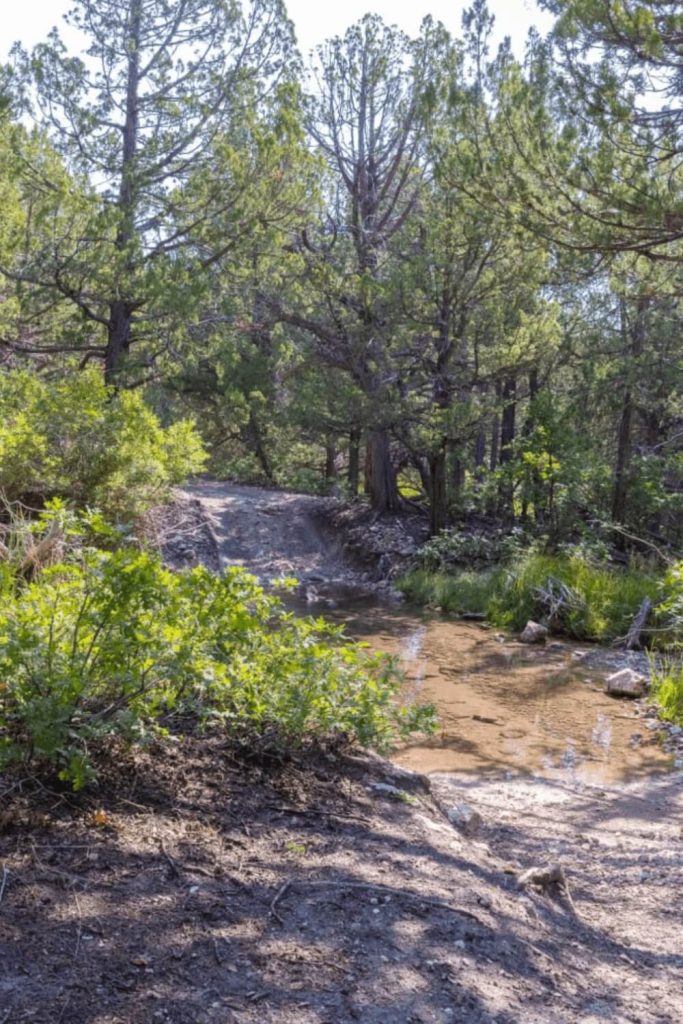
[0,368,207,517]
[415,528,527,571]
[0,549,436,787]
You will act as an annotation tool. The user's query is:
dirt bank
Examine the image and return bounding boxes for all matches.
[1,738,681,1024]
[167,481,426,592]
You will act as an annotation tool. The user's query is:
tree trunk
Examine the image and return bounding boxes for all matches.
[612,296,647,530]
[347,429,361,495]
[247,409,273,481]
[521,369,540,524]
[428,450,448,536]
[498,376,517,520]
[489,401,500,472]
[105,0,141,380]
[474,426,486,476]
[365,429,400,512]
[105,300,135,384]
[612,394,634,526]
[451,453,464,491]
[324,439,338,485]
[500,377,517,464]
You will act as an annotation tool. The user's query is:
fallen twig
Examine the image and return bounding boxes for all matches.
[270,879,292,924]
[158,838,181,878]
[73,891,83,959]
[0,867,8,905]
[269,878,482,925]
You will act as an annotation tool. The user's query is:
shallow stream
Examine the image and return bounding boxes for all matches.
[309,598,671,786]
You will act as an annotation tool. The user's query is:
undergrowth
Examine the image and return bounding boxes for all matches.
[0,367,206,517]
[0,509,436,788]
[649,656,683,724]
[399,552,662,643]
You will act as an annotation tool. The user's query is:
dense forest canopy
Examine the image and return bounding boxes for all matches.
[0,0,681,552]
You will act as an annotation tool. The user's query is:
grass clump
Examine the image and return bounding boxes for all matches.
[649,656,683,724]
[400,551,661,643]
[489,554,659,641]
[398,567,499,617]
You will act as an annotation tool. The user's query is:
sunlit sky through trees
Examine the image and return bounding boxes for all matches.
[4,0,553,58]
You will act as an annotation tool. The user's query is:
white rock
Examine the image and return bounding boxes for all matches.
[520,621,548,645]
[606,668,648,699]
[447,803,483,836]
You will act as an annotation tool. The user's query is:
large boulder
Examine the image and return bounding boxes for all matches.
[520,620,548,645]
[606,668,648,699]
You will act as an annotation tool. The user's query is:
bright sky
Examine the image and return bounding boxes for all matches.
[3,1,553,58]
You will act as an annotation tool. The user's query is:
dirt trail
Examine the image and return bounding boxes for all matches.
[181,481,375,597]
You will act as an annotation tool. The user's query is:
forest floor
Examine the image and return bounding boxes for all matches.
[1,482,682,1024]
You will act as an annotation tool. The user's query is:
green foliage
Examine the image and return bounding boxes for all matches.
[415,529,527,571]
[0,546,436,787]
[488,554,659,640]
[649,655,683,725]
[401,551,661,643]
[0,368,207,516]
[399,567,498,617]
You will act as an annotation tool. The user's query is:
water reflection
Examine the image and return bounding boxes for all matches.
[312,599,671,785]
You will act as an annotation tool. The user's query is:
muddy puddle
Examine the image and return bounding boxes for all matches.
[301,597,672,786]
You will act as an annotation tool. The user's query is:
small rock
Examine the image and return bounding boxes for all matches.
[520,621,548,645]
[447,803,483,836]
[606,668,648,699]
[370,782,408,800]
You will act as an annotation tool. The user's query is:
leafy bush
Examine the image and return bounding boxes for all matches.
[0,368,207,517]
[0,546,436,787]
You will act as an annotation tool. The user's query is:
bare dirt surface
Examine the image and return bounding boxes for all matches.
[180,481,359,587]
[1,743,681,1024]
[180,481,425,595]
[2,482,682,1023]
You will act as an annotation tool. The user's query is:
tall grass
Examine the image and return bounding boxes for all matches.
[399,552,661,644]
[399,567,499,616]
[649,655,683,723]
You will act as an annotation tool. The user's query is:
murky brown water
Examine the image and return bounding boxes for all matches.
[320,601,671,785]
